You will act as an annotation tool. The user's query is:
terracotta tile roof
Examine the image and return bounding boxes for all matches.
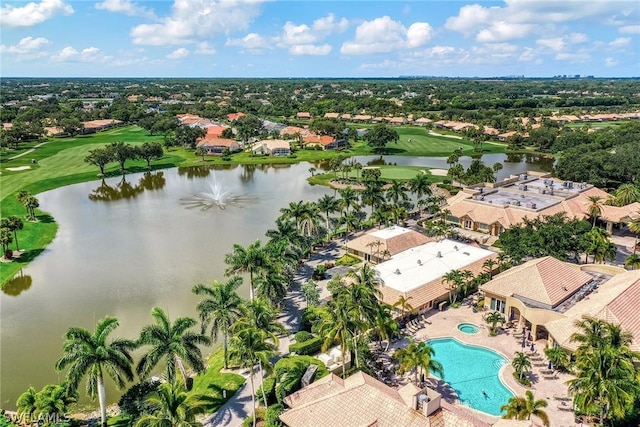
[597,202,640,222]
[303,134,336,146]
[414,118,433,124]
[227,112,245,121]
[324,113,339,119]
[481,257,592,308]
[297,112,311,118]
[280,371,430,427]
[280,126,311,137]
[348,228,432,258]
[206,125,229,137]
[83,119,123,129]
[601,278,640,344]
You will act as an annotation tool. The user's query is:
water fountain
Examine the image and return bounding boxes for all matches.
[180,172,258,210]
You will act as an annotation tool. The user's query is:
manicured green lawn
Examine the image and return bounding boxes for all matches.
[309,166,444,186]
[190,349,245,413]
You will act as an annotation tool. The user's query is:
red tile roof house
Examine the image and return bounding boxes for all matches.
[227,112,246,121]
[205,125,230,138]
[303,134,347,150]
[80,119,124,134]
[195,137,240,155]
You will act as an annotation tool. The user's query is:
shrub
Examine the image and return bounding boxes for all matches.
[264,404,284,427]
[4,250,12,260]
[289,336,323,355]
[256,376,276,405]
[512,371,531,387]
[312,265,326,280]
[118,379,160,420]
[300,307,324,332]
[294,331,313,343]
[335,254,360,267]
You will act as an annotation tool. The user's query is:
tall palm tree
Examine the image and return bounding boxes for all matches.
[482,258,497,279]
[192,277,243,369]
[137,307,211,390]
[228,325,277,427]
[360,181,385,217]
[442,270,463,304]
[492,162,503,180]
[1,215,24,251]
[317,300,358,377]
[393,295,414,322]
[512,351,531,381]
[316,194,340,233]
[254,270,288,307]
[338,186,359,215]
[225,240,269,301]
[135,381,206,427]
[586,195,604,226]
[386,181,409,205]
[395,338,444,385]
[55,316,136,427]
[373,304,398,351]
[567,316,640,425]
[409,173,432,206]
[500,391,550,426]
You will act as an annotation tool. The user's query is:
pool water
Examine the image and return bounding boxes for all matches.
[457,323,480,334]
[426,338,513,416]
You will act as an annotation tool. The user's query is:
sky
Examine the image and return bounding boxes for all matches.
[1,0,639,78]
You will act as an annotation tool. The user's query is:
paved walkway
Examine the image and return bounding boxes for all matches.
[7,141,49,160]
[203,241,344,427]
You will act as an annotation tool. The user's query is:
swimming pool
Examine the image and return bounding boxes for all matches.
[426,337,514,416]
[457,323,480,334]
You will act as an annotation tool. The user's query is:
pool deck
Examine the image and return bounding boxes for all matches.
[411,306,578,427]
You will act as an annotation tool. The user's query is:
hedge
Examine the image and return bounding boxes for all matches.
[294,331,313,343]
[288,335,323,356]
[256,376,276,405]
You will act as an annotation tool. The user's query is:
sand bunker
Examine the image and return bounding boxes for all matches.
[430,168,448,176]
[6,166,31,171]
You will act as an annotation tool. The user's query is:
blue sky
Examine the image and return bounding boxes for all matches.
[1,0,639,77]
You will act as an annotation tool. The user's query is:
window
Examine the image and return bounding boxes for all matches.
[490,298,506,313]
[464,219,473,229]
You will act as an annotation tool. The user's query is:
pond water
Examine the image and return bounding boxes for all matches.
[0,163,333,409]
[0,153,551,408]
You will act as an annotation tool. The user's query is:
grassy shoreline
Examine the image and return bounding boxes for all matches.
[0,124,509,286]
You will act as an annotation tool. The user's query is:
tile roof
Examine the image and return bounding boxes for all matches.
[196,137,238,148]
[280,371,430,427]
[303,134,336,146]
[227,112,245,121]
[480,257,592,308]
[206,125,229,137]
[348,227,432,258]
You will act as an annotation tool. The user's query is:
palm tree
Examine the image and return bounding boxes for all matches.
[492,162,503,180]
[393,295,414,322]
[587,195,604,226]
[228,325,277,427]
[409,173,432,206]
[360,181,385,216]
[317,194,340,233]
[317,300,358,377]
[137,307,211,390]
[135,381,206,427]
[625,253,640,270]
[544,346,569,372]
[611,183,640,206]
[301,279,320,308]
[254,270,288,307]
[1,215,24,251]
[55,316,136,427]
[338,186,359,215]
[567,316,640,425]
[338,211,359,249]
[395,338,444,385]
[482,258,497,279]
[500,391,550,426]
[24,195,40,221]
[485,311,506,335]
[224,240,269,301]
[33,384,75,422]
[192,277,243,369]
[16,386,38,417]
[512,351,531,381]
[629,213,640,253]
[373,304,398,351]
[386,181,409,205]
[442,270,463,304]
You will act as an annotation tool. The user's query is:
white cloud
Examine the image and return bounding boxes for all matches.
[166,48,189,59]
[130,0,264,46]
[536,37,565,51]
[52,46,79,61]
[276,14,348,47]
[605,57,619,67]
[288,44,332,56]
[476,22,533,43]
[340,16,433,55]
[568,33,588,44]
[518,47,537,61]
[226,33,270,50]
[555,51,591,62]
[359,59,398,70]
[0,0,73,27]
[195,42,215,55]
[619,25,640,34]
[95,0,156,19]
[444,4,493,36]
[0,36,51,54]
[609,37,630,48]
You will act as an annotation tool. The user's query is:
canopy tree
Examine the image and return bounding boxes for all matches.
[363,124,399,153]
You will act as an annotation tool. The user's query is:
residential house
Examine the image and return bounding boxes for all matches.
[303,134,347,150]
[296,112,311,119]
[81,119,123,134]
[414,117,433,126]
[195,137,240,155]
[347,226,431,264]
[323,112,339,119]
[227,112,246,121]
[252,139,291,156]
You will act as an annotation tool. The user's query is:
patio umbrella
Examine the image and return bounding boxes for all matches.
[521,339,526,348]
[530,343,535,352]
[527,333,532,341]
[548,361,553,370]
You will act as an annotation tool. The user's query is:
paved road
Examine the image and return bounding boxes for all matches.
[203,241,342,427]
